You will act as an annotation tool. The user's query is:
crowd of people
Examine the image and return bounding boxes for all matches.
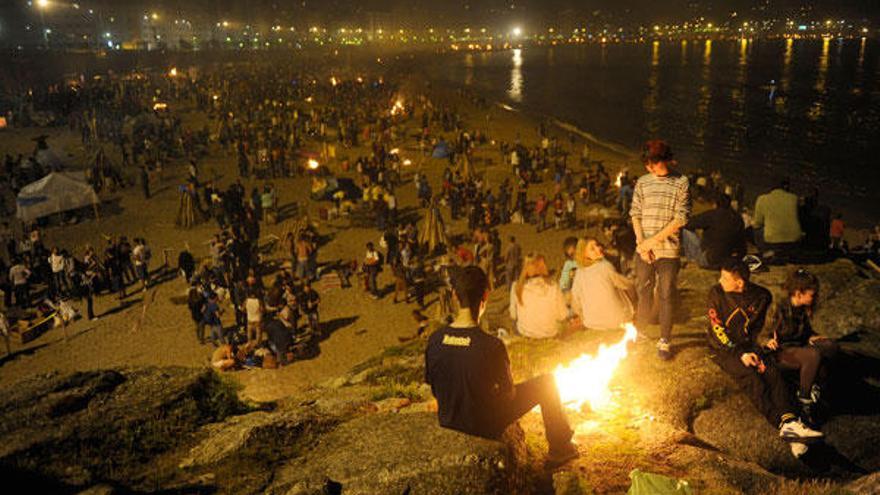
[1,57,877,468]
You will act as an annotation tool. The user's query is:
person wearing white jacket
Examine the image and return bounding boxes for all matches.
[571,239,634,330]
[509,254,568,339]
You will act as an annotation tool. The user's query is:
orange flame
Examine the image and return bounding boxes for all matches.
[554,323,638,411]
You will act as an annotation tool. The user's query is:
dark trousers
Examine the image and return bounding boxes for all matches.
[86,291,95,320]
[2,283,11,308]
[195,321,206,344]
[776,340,839,396]
[713,352,795,427]
[366,268,379,295]
[635,256,679,341]
[493,374,573,450]
[14,284,29,308]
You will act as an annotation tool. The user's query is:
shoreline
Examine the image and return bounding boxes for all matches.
[412,53,878,241]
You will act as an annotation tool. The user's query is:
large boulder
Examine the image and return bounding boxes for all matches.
[0,367,244,490]
[692,395,806,476]
[269,412,522,495]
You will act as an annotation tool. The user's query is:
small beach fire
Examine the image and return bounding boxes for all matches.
[390,99,404,116]
[614,171,625,189]
[554,323,638,412]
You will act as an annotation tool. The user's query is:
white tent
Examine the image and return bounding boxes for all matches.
[16,172,99,223]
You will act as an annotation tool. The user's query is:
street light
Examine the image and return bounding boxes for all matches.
[35,0,50,48]
[511,26,522,37]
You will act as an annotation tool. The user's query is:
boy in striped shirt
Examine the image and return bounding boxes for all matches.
[630,140,691,360]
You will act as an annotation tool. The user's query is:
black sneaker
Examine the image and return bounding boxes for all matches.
[798,393,818,427]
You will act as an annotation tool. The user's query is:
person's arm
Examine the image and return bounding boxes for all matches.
[753,196,765,229]
[685,209,711,232]
[642,178,691,249]
[508,284,518,322]
[494,341,515,401]
[554,284,568,321]
[629,181,643,243]
[608,266,633,291]
[707,287,750,357]
[570,276,584,319]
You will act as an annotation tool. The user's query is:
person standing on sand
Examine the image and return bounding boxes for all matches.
[244,289,263,345]
[202,292,225,346]
[140,165,150,199]
[188,283,206,344]
[630,140,690,361]
[364,242,382,299]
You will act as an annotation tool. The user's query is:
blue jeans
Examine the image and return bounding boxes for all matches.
[635,256,679,342]
[296,260,308,279]
[210,324,225,344]
[681,229,709,267]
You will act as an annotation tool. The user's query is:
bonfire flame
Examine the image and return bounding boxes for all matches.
[554,323,638,411]
[390,99,404,116]
[615,172,625,189]
[307,159,320,170]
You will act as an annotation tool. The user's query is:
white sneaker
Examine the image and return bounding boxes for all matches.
[790,442,808,458]
[779,419,823,442]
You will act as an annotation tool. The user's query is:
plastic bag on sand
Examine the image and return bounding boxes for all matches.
[627,469,691,495]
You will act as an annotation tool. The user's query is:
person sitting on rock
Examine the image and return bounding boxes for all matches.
[211,344,237,371]
[570,238,634,330]
[426,266,579,468]
[508,254,568,339]
[764,268,839,426]
[707,259,823,458]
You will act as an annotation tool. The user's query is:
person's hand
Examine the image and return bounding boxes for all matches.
[765,338,778,351]
[636,237,656,254]
[740,352,761,368]
[809,335,828,345]
[638,249,655,263]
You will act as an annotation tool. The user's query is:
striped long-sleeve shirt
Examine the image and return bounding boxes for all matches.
[630,171,691,259]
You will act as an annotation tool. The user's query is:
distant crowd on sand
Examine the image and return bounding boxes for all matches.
[1,58,879,466]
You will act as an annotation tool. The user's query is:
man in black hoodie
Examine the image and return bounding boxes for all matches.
[707,259,822,458]
[682,193,745,269]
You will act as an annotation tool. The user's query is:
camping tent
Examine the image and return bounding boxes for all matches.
[418,202,448,253]
[16,172,99,222]
[432,140,451,159]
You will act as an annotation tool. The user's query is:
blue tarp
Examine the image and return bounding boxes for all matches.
[432,141,451,159]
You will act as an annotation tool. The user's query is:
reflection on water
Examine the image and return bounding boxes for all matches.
[815,37,830,93]
[730,39,749,151]
[432,39,880,217]
[781,37,794,93]
[644,42,660,135]
[508,48,523,102]
[464,53,474,86]
[859,37,867,70]
[695,40,713,145]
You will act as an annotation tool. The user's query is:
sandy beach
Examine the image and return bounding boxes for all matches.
[0,58,633,403]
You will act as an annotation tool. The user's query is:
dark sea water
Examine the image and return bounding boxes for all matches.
[425,39,880,225]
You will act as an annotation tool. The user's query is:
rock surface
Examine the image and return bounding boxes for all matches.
[0,367,243,490]
[269,412,518,495]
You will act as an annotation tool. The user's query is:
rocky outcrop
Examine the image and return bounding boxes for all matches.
[0,367,245,491]
[268,412,519,495]
[0,366,528,495]
[0,260,877,494]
